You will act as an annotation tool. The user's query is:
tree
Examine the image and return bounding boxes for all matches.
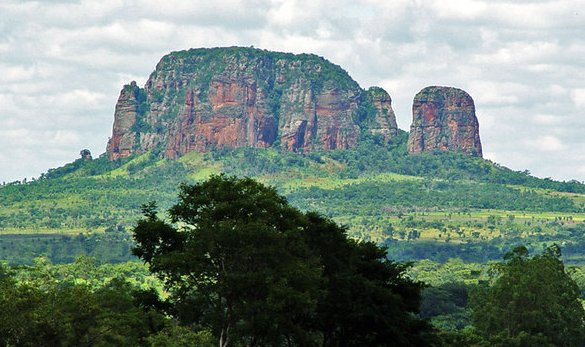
[147,325,215,347]
[302,212,433,346]
[133,174,434,346]
[133,174,321,346]
[0,262,164,346]
[470,245,585,346]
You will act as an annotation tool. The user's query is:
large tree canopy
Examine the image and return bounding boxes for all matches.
[301,212,433,346]
[132,174,432,346]
[470,245,585,346]
[134,175,320,347]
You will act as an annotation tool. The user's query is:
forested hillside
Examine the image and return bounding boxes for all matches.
[1,134,585,265]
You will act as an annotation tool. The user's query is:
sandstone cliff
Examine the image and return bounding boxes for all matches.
[106,82,143,159]
[407,86,482,157]
[106,47,399,160]
[364,87,398,142]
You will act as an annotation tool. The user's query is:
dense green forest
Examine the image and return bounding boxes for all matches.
[1,175,584,346]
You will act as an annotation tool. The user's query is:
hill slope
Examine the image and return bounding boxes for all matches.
[2,136,585,264]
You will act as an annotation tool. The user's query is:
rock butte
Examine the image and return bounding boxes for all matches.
[106,47,481,160]
[407,86,482,157]
[106,47,398,160]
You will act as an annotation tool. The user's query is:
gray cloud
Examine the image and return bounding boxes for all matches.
[0,0,584,182]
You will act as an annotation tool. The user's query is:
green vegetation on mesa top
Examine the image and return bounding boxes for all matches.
[160,46,360,90]
[2,133,585,264]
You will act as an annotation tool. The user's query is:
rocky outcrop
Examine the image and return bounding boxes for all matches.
[364,87,398,142]
[407,86,482,157]
[79,149,92,161]
[106,49,484,160]
[106,47,398,160]
[106,82,143,160]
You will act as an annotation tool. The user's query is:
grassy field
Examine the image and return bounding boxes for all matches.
[277,172,422,190]
[0,227,91,235]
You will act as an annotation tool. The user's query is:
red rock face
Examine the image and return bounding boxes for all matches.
[105,47,400,160]
[106,82,140,160]
[280,85,359,152]
[407,86,482,157]
[163,77,277,158]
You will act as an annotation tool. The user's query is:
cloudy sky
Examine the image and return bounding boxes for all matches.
[1,0,584,183]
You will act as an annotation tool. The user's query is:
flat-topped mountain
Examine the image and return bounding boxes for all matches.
[106,47,399,160]
[106,47,482,160]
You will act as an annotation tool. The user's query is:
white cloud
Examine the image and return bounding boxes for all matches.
[534,114,563,125]
[572,89,585,108]
[482,151,498,163]
[427,0,488,21]
[49,130,82,146]
[468,81,521,105]
[525,135,566,152]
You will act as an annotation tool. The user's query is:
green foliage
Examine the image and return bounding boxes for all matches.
[134,175,322,346]
[420,282,471,331]
[41,155,120,180]
[133,175,433,346]
[0,233,135,265]
[0,263,166,346]
[147,325,215,347]
[436,328,491,347]
[470,245,585,346]
[14,256,161,291]
[288,178,577,214]
[301,212,434,346]
[3,135,585,265]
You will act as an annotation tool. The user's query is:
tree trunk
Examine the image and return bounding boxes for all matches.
[220,305,232,347]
